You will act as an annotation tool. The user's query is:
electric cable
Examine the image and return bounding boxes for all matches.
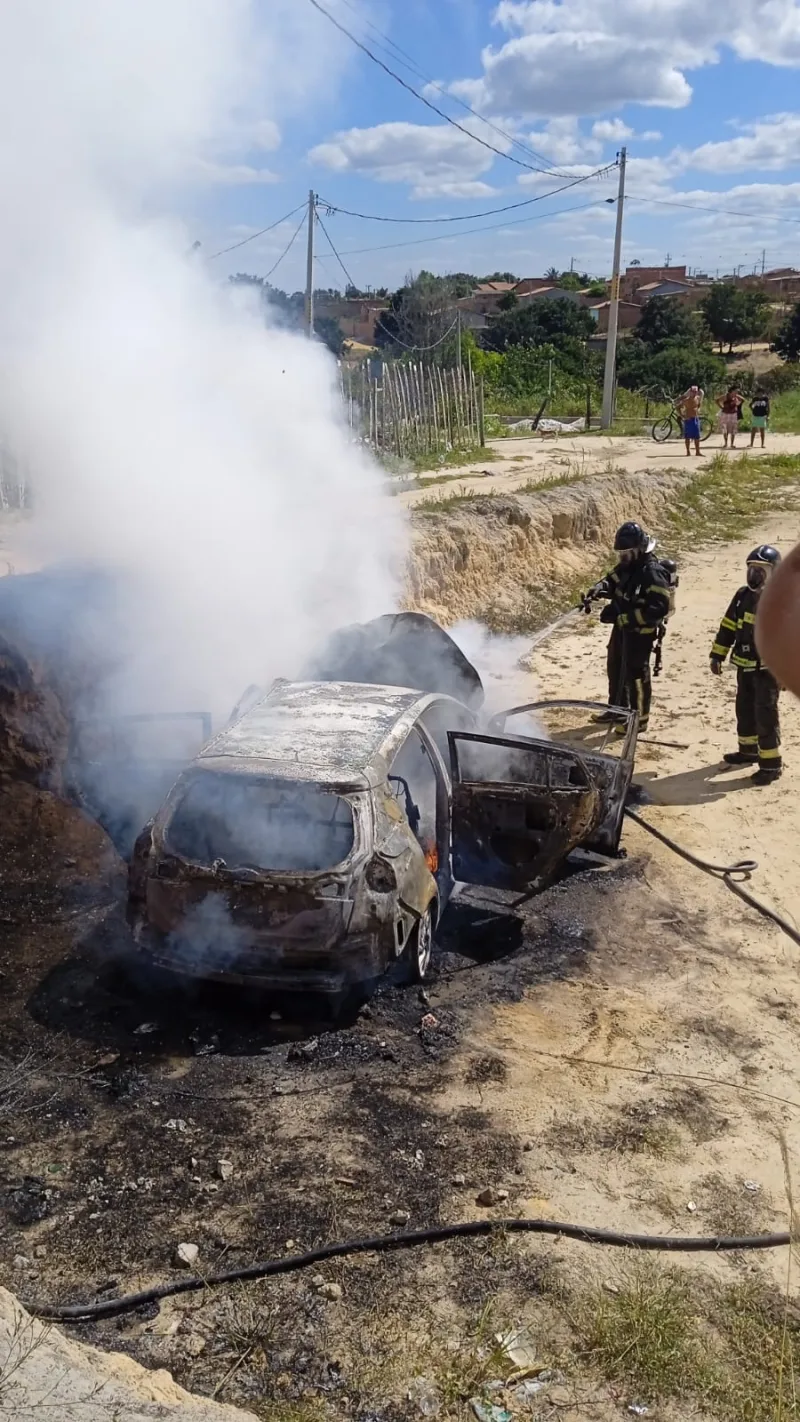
[315,207,357,291]
[262,210,308,282]
[334,0,573,177]
[319,169,615,225]
[333,198,609,257]
[305,0,609,183]
[26,1217,794,1322]
[375,314,460,353]
[628,194,800,227]
[625,807,800,948]
[207,202,307,260]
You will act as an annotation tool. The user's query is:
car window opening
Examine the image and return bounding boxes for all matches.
[166,772,355,873]
[388,730,439,869]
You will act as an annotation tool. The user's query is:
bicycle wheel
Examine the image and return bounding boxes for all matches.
[651,416,674,443]
[699,415,714,443]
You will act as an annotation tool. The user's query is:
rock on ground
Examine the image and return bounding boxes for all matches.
[0,1286,257,1421]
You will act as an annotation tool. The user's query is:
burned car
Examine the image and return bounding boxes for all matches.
[125,622,639,997]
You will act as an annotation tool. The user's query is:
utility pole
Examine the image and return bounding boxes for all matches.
[304,190,315,339]
[601,146,626,431]
[456,307,462,371]
[762,248,767,276]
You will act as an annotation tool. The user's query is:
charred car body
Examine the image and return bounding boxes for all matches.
[125,615,639,998]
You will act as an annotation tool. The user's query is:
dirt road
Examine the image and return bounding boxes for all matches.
[3,511,800,1417]
[401,430,800,507]
[446,512,800,1271]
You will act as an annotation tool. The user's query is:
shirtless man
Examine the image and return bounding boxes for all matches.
[676,385,705,457]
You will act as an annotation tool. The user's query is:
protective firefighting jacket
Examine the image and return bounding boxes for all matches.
[600,555,671,635]
[711,586,763,671]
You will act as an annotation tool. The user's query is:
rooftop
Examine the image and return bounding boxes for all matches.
[200,680,426,787]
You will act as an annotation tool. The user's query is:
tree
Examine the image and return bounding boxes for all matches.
[480,270,518,284]
[616,341,726,395]
[773,302,800,362]
[484,298,594,353]
[374,272,459,357]
[545,266,560,281]
[314,315,345,358]
[701,283,771,353]
[587,281,609,298]
[637,296,698,351]
[497,291,518,311]
[555,272,584,291]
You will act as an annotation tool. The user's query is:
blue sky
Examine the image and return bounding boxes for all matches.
[192,0,800,292]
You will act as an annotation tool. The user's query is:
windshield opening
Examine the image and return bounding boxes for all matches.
[165,773,356,873]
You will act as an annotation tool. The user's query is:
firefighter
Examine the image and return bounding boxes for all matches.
[710,544,783,784]
[588,521,671,733]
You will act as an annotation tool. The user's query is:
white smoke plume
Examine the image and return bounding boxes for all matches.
[0,0,403,721]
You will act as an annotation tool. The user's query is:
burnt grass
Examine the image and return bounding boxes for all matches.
[0,822,644,1414]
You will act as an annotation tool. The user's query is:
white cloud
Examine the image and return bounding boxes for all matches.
[527,116,602,164]
[682,112,800,173]
[249,118,281,152]
[592,118,633,141]
[190,158,279,185]
[449,0,800,118]
[641,130,663,141]
[308,120,503,199]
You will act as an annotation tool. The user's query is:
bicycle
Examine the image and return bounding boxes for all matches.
[651,396,713,444]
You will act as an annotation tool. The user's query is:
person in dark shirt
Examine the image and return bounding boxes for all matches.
[589,521,671,734]
[715,386,744,449]
[749,391,770,448]
[711,544,782,783]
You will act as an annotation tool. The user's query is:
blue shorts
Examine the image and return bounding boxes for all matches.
[683,417,701,440]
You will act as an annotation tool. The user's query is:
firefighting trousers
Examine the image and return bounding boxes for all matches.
[606,625,656,729]
[735,667,781,770]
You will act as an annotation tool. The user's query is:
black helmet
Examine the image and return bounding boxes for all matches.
[614,521,649,554]
[747,545,781,567]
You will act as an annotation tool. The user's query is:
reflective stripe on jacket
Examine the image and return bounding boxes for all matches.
[711,585,761,670]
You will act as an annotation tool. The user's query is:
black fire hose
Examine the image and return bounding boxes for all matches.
[24,1218,793,1323]
[23,813,800,1326]
[625,807,800,949]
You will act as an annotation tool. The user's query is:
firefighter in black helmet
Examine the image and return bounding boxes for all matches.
[710,544,783,783]
[588,521,671,733]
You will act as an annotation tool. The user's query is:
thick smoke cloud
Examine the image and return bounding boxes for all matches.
[0,0,403,722]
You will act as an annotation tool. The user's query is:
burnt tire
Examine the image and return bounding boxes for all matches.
[406,905,434,983]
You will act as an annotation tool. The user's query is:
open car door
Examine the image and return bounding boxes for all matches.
[486,701,638,858]
[448,702,637,893]
[68,711,212,857]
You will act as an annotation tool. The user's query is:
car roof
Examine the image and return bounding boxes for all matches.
[197,680,449,789]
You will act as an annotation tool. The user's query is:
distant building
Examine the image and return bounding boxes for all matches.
[586,300,642,335]
[619,264,687,302]
[314,297,390,346]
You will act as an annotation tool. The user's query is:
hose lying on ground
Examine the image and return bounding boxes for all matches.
[625,806,800,949]
[24,1218,794,1322]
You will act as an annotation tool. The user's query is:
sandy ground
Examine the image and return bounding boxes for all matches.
[400,431,800,507]
[443,512,800,1287]
[4,508,800,1415]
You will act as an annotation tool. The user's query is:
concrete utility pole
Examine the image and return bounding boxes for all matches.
[601,146,627,430]
[305,190,316,339]
[456,307,462,371]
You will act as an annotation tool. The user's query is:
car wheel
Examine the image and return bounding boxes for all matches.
[408,905,434,982]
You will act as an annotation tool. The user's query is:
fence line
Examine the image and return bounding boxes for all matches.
[0,443,30,511]
[340,361,484,458]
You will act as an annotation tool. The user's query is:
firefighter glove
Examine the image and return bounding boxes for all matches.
[709,656,724,676]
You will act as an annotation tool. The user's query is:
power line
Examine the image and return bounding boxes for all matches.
[318,168,615,226]
[375,313,460,353]
[315,206,358,290]
[263,210,308,281]
[305,0,586,181]
[207,202,307,259]
[628,194,800,227]
[333,198,610,256]
[333,0,573,178]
